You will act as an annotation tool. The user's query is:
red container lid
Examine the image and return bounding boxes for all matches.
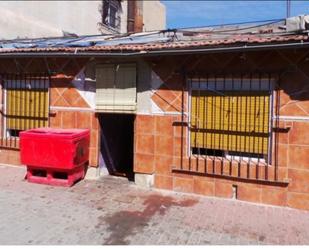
[20,128,89,140]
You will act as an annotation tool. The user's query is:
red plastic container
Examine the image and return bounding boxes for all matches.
[20,128,90,169]
[26,165,86,187]
[20,128,90,187]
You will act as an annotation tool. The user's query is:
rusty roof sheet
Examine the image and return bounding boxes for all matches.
[0,34,306,54]
[0,18,308,55]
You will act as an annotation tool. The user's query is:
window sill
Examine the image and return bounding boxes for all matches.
[172,167,289,186]
[98,23,120,34]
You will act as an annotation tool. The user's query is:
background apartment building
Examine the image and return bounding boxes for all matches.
[0,0,166,39]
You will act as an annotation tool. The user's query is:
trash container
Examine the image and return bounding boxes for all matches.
[20,128,90,186]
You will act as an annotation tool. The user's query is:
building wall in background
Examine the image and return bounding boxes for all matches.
[0,0,166,39]
[143,1,166,31]
[0,1,101,39]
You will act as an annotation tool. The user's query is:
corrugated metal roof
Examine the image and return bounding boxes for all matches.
[0,18,308,55]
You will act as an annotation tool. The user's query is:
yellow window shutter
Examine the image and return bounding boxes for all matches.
[191,90,270,156]
[6,82,49,131]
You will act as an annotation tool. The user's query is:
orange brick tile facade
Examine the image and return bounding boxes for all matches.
[2,50,309,212]
[0,73,100,168]
[49,110,99,167]
[134,112,309,211]
[48,74,100,167]
[134,50,309,211]
[0,148,20,166]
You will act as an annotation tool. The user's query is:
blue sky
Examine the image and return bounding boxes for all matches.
[162,1,309,28]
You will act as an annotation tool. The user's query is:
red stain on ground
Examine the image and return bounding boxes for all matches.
[101,194,198,245]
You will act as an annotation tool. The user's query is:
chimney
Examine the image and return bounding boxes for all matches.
[127,0,143,33]
[134,0,143,32]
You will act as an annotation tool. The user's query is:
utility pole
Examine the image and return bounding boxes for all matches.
[287,0,291,18]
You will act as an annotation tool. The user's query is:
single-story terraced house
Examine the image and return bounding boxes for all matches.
[1,15,309,210]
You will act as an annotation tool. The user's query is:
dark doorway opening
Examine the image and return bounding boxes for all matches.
[99,113,135,181]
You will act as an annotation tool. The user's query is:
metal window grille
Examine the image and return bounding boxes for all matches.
[190,78,272,162]
[173,74,287,184]
[0,74,50,149]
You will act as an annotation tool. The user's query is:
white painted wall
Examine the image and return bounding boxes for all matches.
[0,0,166,39]
[0,1,102,39]
[143,1,166,32]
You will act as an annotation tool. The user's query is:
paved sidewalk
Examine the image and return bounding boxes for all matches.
[0,165,309,245]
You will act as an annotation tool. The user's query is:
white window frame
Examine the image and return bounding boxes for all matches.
[187,77,274,164]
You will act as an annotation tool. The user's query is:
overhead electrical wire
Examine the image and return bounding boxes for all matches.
[0,18,287,45]
[169,18,285,31]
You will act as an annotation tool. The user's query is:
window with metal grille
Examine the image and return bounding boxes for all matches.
[190,77,273,162]
[3,75,49,137]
